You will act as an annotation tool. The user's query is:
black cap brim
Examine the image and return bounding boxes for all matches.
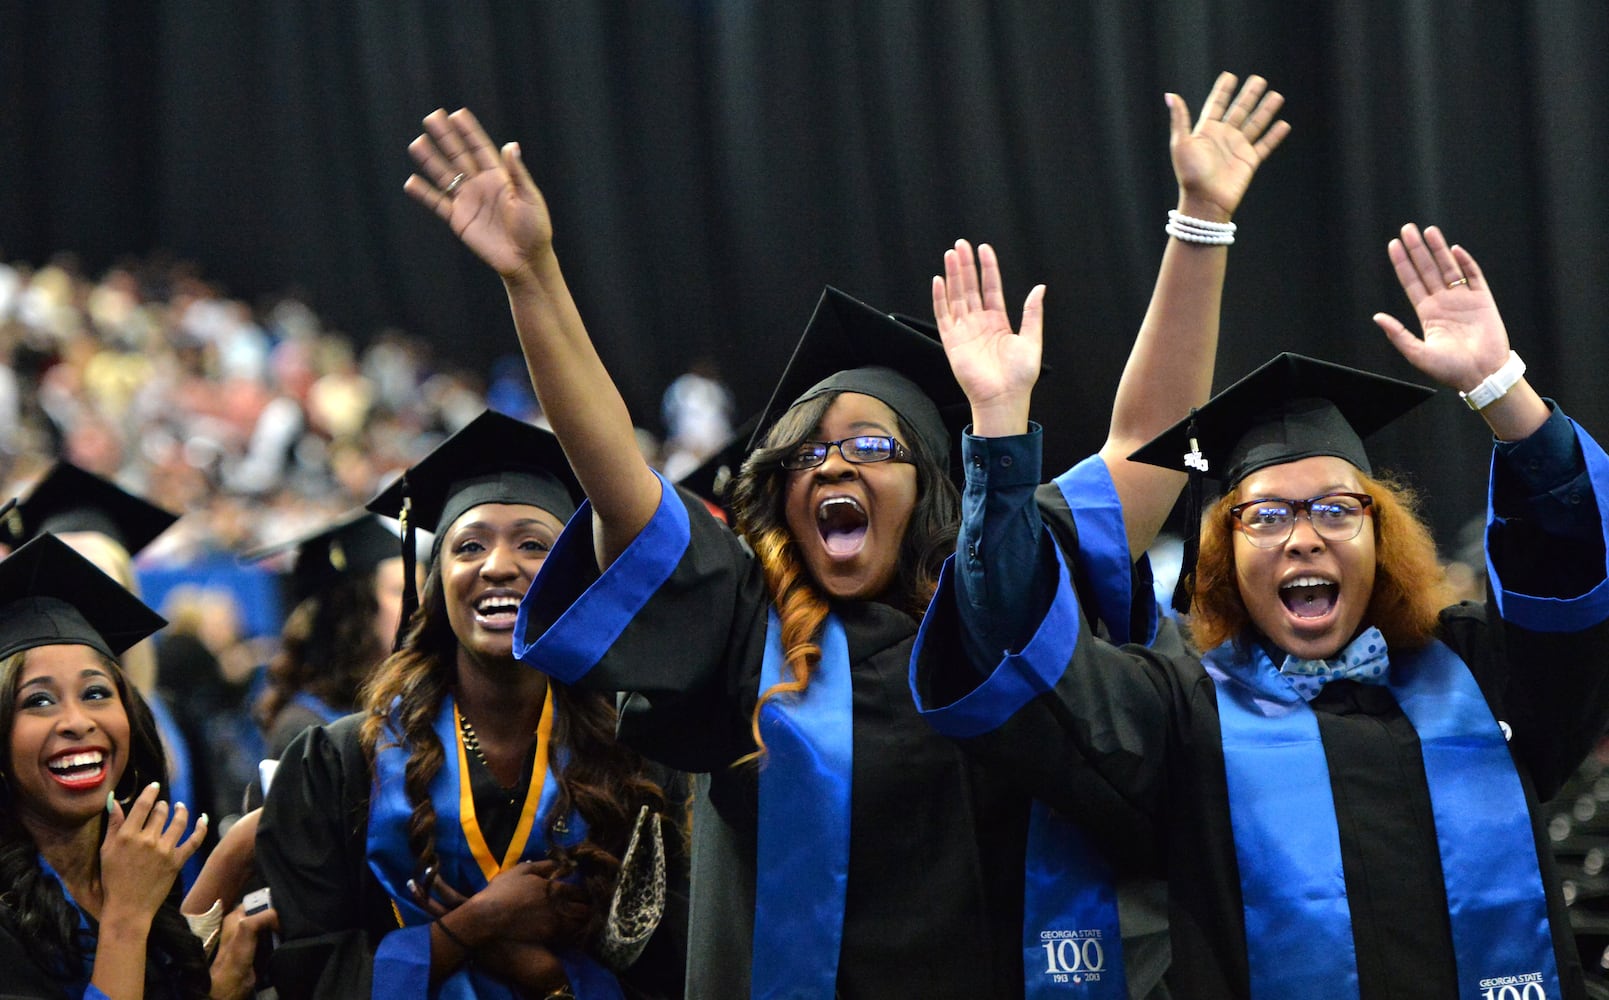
[676,413,761,510]
[0,534,167,660]
[365,411,582,539]
[0,463,178,555]
[242,509,404,603]
[1126,353,1437,486]
[751,286,970,476]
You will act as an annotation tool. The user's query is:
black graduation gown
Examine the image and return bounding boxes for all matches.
[256,713,688,999]
[911,443,1609,999]
[0,907,197,999]
[518,475,1163,999]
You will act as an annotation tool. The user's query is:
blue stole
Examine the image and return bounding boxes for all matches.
[366,697,623,1000]
[291,690,344,725]
[1205,638,1559,999]
[1018,465,1134,999]
[752,609,853,1000]
[36,856,100,998]
[752,606,1127,1000]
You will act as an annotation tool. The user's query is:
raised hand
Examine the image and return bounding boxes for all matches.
[99,783,207,927]
[931,240,1044,437]
[405,108,554,281]
[1373,224,1513,391]
[1168,72,1291,221]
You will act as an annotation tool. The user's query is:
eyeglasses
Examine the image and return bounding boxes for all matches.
[1228,492,1375,548]
[779,435,912,471]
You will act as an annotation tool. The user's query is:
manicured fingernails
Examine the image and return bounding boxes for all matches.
[107,792,116,813]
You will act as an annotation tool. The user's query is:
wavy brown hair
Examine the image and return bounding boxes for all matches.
[727,391,959,753]
[0,648,210,996]
[1189,468,1454,654]
[357,559,666,943]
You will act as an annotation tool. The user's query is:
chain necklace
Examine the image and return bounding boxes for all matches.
[458,711,522,805]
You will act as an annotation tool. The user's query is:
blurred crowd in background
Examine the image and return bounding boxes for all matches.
[0,249,736,829]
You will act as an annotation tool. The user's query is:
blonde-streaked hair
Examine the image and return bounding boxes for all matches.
[1188,468,1454,654]
[728,391,959,757]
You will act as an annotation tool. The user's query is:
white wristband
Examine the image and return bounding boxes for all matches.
[1458,351,1526,411]
[1166,210,1236,245]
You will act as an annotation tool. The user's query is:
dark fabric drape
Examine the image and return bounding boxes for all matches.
[4,1,1608,545]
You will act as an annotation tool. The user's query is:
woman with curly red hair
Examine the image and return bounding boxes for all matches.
[913,223,1609,998]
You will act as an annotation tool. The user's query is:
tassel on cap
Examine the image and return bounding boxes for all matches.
[396,487,416,653]
[1171,416,1205,614]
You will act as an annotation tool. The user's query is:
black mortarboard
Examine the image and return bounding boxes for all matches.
[366,411,582,644]
[0,533,167,661]
[0,463,178,555]
[242,510,403,604]
[752,287,970,477]
[1127,353,1436,612]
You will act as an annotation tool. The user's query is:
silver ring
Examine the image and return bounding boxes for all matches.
[443,172,467,198]
[1446,277,1469,289]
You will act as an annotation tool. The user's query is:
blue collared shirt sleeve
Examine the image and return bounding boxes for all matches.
[1488,400,1604,601]
[956,424,1058,673]
[1492,400,1595,535]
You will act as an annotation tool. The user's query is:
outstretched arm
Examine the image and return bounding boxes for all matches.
[1373,223,1548,441]
[1100,71,1290,557]
[405,109,660,567]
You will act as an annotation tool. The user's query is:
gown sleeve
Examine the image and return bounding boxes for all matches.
[915,430,1180,864]
[514,471,771,772]
[256,716,381,998]
[1458,404,1609,797]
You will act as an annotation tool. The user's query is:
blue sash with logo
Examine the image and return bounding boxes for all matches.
[1022,807,1128,997]
[366,697,622,1000]
[752,609,853,1000]
[1205,639,1559,999]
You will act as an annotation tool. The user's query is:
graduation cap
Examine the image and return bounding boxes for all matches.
[751,286,970,477]
[0,533,167,661]
[242,509,404,605]
[366,410,582,644]
[1127,353,1437,612]
[0,463,178,556]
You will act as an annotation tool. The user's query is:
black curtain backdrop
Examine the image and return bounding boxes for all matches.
[4,2,1608,547]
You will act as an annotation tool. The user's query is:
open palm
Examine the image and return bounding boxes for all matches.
[932,240,1043,421]
[405,108,555,280]
[1374,224,1512,389]
[1170,73,1290,219]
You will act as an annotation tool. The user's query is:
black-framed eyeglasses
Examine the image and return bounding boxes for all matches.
[779,435,913,471]
[1228,492,1375,548]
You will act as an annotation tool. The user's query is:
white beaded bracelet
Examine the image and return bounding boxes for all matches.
[1166,209,1236,245]
[1458,351,1526,411]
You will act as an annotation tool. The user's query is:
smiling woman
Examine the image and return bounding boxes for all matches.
[914,226,1609,998]
[0,534,267,999]
[254,410,685,1000]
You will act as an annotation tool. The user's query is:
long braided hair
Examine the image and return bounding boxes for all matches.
[0,648,210,997]
[728,391,959,753]
[358,551,665,943]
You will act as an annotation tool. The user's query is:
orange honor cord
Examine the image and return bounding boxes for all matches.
[455,686,557,883]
